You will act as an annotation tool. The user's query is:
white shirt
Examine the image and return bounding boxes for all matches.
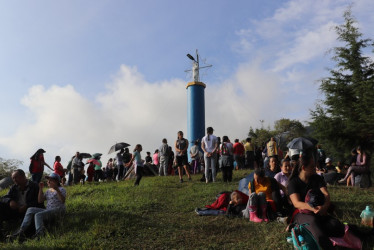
[202,134,218,153]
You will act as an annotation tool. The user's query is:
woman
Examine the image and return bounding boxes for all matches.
[274,158,293,215]
[288,146,345,249]
[8,173,66,239]
[201,127,218,183]
[174,131,191,183]
[219,136,234,182]
[128,144,145,186]
[338,146,369,186]
[244,168,282,223]
[29,149,53,183]
[53,156,65,183]
[265,156,279,178]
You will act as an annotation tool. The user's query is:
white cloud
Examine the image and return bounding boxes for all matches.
[0,63,287,170]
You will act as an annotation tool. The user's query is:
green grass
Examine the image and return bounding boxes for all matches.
[1,170,374,249]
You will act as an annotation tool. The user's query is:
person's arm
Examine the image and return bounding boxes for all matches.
[314,187,330,216]
[44,161,53,171]
[201,139,207,154]
[38,182,46,203]
[289,193,317,213]
[126,154,135,167]
[174,140,180,153]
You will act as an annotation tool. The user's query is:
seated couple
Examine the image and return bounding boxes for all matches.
[0,170,66,240]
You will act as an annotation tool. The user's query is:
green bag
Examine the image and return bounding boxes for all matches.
[287,223,321,250]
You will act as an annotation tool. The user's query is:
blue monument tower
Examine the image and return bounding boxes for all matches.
[185,50,212,159]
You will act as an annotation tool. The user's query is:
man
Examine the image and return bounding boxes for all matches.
[159,138,169,176]
[233,139,245,170]
[201,127,218,183]
[0,169,42,225]
[72,152,83,184]
[244,137,255,169]
[266,137,278,159]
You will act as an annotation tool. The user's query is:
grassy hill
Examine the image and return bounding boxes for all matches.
[1,170,374,249]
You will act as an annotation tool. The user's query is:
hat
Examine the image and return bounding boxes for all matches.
[325,158,331,164]
[45,173,61,182]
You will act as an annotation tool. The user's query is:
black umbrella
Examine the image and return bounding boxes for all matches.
[80,153,92,159]
[108,142,131,154]
[287,137,318,150]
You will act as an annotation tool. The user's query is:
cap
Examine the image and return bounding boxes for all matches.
[325,158,331,164]
[45,173,61,182]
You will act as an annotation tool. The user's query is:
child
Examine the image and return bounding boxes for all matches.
[8,173,66,239]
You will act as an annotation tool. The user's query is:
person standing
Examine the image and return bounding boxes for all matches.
[266,137,278,160]
[53,156,65,183]
[93,156,103,182]
[201,127,218,183]
[220,136,234,182]
[174,131,192,183]
[72,152,83,185]
[159,139,169,176]
[29,149,53,184]
[190,140,200,174]
[116,149,125,181]
[233,139,245,170]
[128,144,144,186]
[244,138,255,169]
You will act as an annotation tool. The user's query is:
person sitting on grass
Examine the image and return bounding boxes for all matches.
[288,146,345,249]
[8,173,66,240]
[338,146,369,186]
[243,168,282,223]
[264,156,280,178]
[0,170,42,230]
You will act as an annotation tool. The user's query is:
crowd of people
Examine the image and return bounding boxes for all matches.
[0,129,371,247]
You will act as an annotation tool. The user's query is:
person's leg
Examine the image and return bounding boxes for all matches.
[134,166,143,185]
[204,154,211,183]
[258,192,268,221]
[32,172,43,183]
[222,166,227,182]
[244,193,262,222]
[118,165,124,180]
[227,166,233,182]
[272,189,282,214]
[350,166,369,186]
[20,207,45,231]
[34,208,65,235]
[211,153,217,182]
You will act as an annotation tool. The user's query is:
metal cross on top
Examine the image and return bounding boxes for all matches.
[185,49,212,82]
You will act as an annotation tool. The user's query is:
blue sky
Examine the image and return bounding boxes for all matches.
[0,0,373,170]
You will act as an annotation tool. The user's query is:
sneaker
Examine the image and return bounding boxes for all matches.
[31,228,45,240]
[6,229,25,241]
[276,217,288,225]
[188,177,192,181]
[180,179,183,183]
[338,179,346,184]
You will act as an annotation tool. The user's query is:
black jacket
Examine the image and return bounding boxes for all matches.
[1,180,43,208]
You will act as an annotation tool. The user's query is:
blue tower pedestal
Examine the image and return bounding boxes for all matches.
[186,81,206,161]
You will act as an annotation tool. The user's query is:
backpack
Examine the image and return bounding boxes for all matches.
[221,143,230,156]
[287,223,321,250]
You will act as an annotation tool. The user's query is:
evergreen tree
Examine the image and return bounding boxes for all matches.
[310,8,374,159]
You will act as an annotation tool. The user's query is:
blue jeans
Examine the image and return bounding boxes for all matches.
[20,207,65,232]
[31,172,43,183]
[204,153,217,182]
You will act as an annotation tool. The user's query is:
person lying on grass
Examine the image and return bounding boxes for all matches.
[8,173,66,240]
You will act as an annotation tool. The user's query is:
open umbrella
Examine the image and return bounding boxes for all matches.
[108,142,131,154]
[80,153,92,159]
[92,153,102,158]
[87,158,101,166]
[287,137,318,150]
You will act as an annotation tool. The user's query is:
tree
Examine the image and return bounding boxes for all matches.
[0,157,23,179]
[310,8,374,160]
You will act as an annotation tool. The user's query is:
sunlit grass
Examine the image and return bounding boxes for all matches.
[0,170,373,249]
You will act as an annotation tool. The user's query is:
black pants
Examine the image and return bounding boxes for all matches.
[0,202,22,222]
[134,166,144,185]
[118,165,124,180]
[94,170,104,182]
[294,213,345,249]
[221,166,233,182]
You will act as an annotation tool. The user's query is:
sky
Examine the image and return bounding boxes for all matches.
[0,0,374,171]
